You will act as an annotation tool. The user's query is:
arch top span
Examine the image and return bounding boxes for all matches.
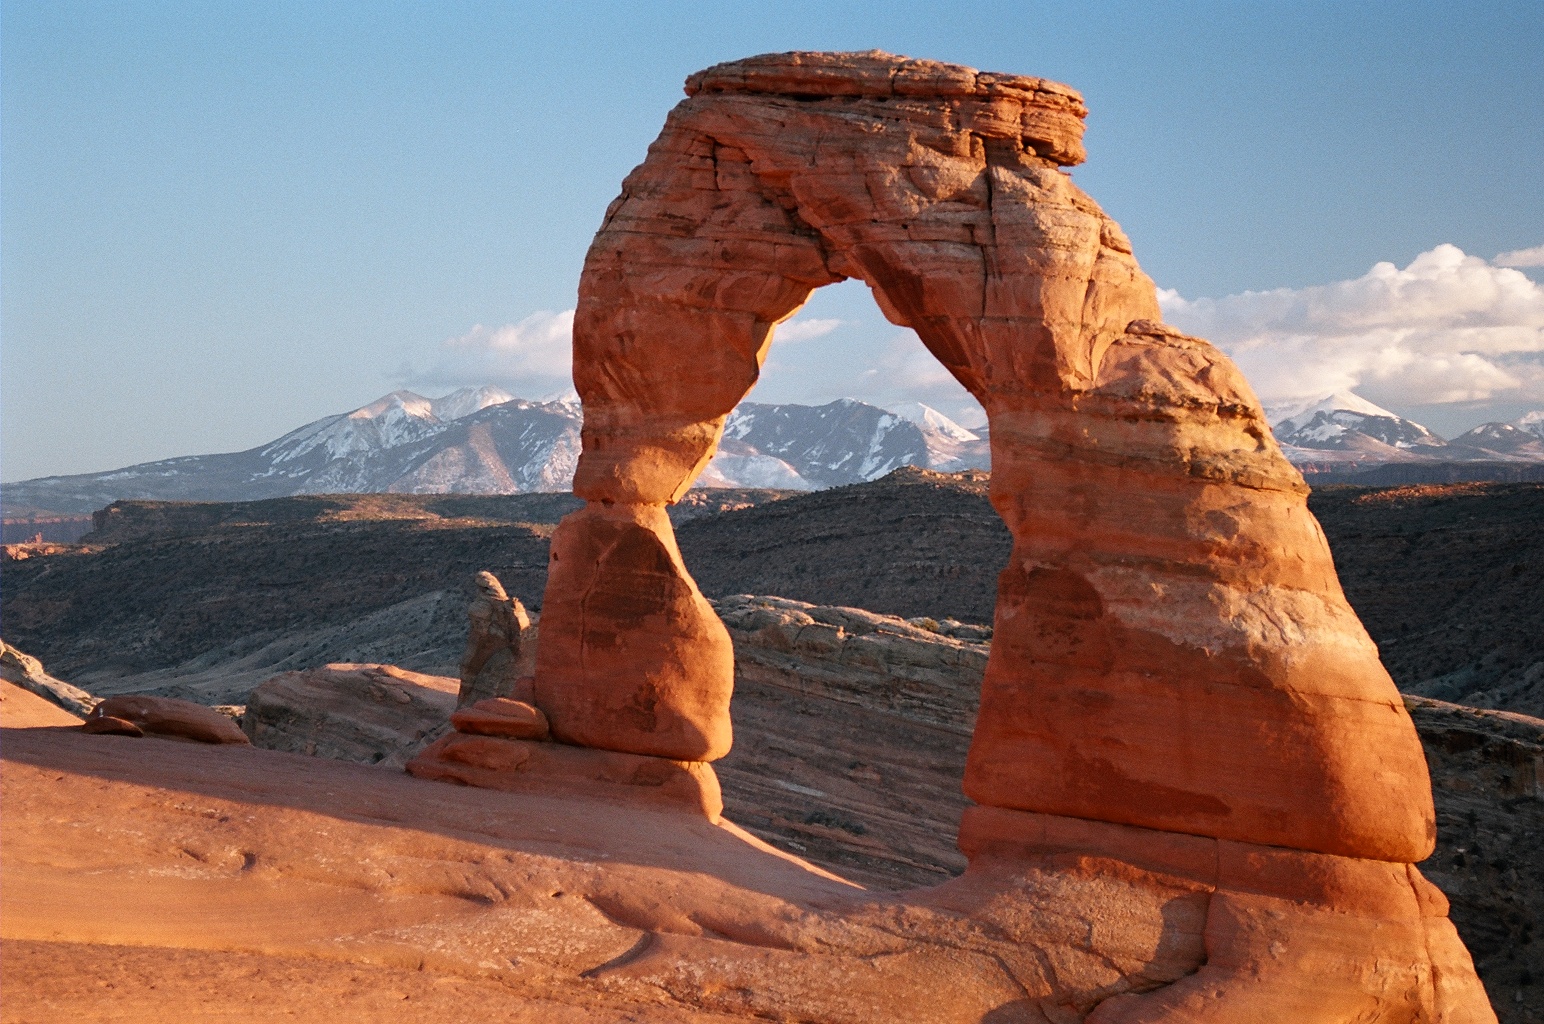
[539,50,1438,869]
[684,50,1090,166]
[573,51,1157,506]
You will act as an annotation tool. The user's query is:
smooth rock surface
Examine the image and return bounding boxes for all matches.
[0,678,83,728]
[407,732,725,820]
[451,697,550,740]
[0,729,1493,1023]
[80,714,145,737]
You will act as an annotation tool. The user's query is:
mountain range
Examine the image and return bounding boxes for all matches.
[5,387,1541,518]
[2,388,990,516]
[1267,392,1544,472]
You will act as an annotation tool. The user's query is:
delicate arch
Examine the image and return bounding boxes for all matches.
[533,51,1433,864]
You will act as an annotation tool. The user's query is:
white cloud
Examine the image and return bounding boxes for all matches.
[773,316,841,343]
[1495,244,1544,268]
[1159,244,1544,407]
[408,310,575,395]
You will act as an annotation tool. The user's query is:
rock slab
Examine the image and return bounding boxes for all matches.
[86,695,249,745]
[407,732,723,820]
[243,663,457,766]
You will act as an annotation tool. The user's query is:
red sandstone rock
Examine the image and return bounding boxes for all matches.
[80,714,144,737]
[534,501,733,761]
[451,697,550,740]
[957,805,1491,1023]
[88,695,249,745]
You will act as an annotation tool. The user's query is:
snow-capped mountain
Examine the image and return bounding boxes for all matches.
[1267,392,1447,458]
[3,388,582,515]
[701,399,989,490]
[1266,392,1544,473]
[4,392,989,515]
[1447,415,1544,460]
[12,384,1532,515]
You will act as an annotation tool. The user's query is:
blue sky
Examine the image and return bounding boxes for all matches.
[4,1,1542,479]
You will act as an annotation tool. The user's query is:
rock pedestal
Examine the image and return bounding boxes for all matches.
[520,50,1490,1020]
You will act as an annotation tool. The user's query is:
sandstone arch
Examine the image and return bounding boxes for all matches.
[536,48,1434,862]
[516,51,1497,1021]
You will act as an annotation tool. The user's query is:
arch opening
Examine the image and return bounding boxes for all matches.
[683,277,1002,886]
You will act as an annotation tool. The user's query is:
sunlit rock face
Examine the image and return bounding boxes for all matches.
[531,51,1493,1021]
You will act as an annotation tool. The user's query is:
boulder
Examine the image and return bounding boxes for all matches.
[243,663,457,766]
[79,714,143,736]
[534,501,734,761]
[87,695,249,745]
[450,697,550,740]
[457,571,534,708]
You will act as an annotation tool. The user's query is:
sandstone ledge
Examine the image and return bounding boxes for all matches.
[408,733,724,821]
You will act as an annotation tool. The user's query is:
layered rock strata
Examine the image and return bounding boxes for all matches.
[0,640,98,717]
[409,693,723,819]
[524,50,1491,1019]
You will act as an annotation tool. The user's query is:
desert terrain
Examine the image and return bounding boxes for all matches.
[4,471,1540,1019]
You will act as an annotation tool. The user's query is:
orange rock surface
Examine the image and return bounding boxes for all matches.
[451,696,552,740]
[535,501,734,760]
[1,705,1492,1022]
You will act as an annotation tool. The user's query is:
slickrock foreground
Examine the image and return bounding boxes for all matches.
[243,663,460,765]
[0,686,1490,1023]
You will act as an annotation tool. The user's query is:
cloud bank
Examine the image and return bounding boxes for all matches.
[407,310,855,401]
[773,317,841,342]
[1495,245,1544,269]
[1159,244,1544,407]
[408,310,575,396]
